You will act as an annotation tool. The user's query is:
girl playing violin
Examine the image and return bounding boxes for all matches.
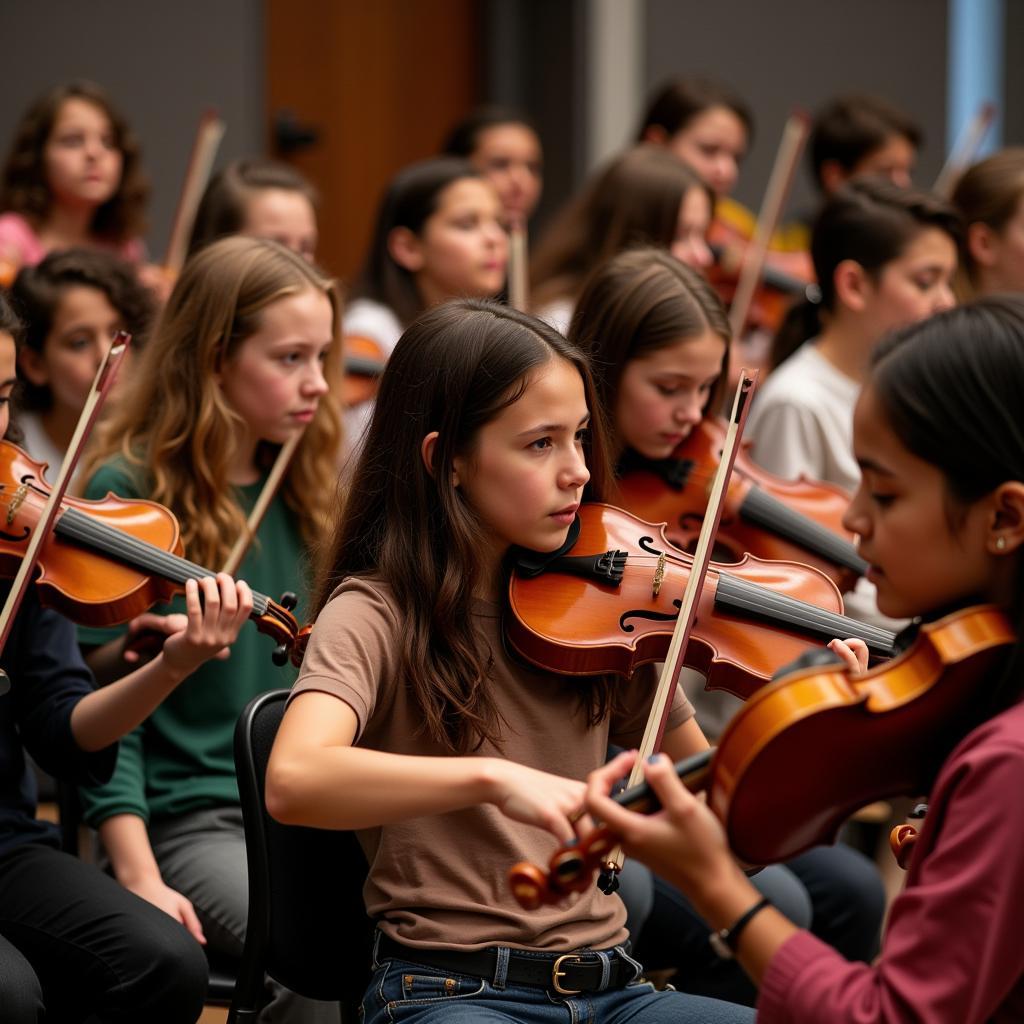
[10,247,154,481]
[586,295,1024,1023]
[344,157,508,360]
[0,292,253,1023]
[952,148,1024,299]
[267,298,756,1024]
[187,157,320,263]
[530,145,713,332]
[0,81,150,285]
[568,246,884,1000]
[76,236,344,1024]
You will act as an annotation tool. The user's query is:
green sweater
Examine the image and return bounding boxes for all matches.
[78,458,306,826]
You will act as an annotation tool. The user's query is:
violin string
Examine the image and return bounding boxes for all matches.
[0,488,273,617]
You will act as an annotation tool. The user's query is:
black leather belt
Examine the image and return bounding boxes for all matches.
[377,934,639,994]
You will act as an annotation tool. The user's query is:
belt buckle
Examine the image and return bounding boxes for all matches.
[551,953,583,994]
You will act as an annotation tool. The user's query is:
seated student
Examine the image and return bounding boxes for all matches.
[442,107,544,228]
[569,247,885,1004]
[9,247,154,481]
[586,296,1024,1023]
[810,94,922,198]
[529,144,713,332]
[0,81,150,286]
[345,157,507,358]
[76,238,345,1024]
[186,157,320,263]
[268,296,756,1024]
[0,291,252,1023]
[952,148,1024,299]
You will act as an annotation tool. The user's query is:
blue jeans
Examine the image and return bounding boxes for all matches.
[362,939,755,1024]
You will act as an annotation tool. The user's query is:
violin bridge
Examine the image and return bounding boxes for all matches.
[652,552,666,597]
[6,484,27,526]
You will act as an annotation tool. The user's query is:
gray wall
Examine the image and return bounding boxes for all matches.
[644,0,950,216]
[0,0,265,256]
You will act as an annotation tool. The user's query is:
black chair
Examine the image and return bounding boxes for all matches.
[229,689,373,1023]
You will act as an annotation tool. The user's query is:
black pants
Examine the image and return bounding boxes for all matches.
[0,842,208,1023]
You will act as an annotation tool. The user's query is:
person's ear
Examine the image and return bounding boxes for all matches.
[421,431,461,486]
[988,481,1024,556]
[833,259,871,314]
[388,226,425,273]
[966,221,1000,270]
[819,159,847,196]
[17,346,49,388]
[641,125,668,146]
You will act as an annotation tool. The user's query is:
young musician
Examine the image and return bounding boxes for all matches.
[586,295,1024,1022]
[9,247,154,479]
[0,82,149,282]
[76,237,344,1023]
[187,157,320,263]
[755,178,960,490]
[529,145,712,332]
[952,148,1024,298]
[267,298,756,1023]
[569,247,885,1002]
[442,107,544,228]
[0,292,252,1023]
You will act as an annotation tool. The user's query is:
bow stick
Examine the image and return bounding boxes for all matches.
[507,219,529,312]
[0,331,131,689]
[727,111,810,343]
[598,368,758,893]
[163,110,227,276]
[221,431,303,577]
[933,102,996,199]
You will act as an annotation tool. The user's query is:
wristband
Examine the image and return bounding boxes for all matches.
[708,896,771,960]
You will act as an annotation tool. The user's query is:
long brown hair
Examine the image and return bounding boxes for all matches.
[568,247,730,458]
[311,298,614,752]
[951,148,1024,297]
[529,144,710,311]
[0,81,149,243]
[81,237,344,567]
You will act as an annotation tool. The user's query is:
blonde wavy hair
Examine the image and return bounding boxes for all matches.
[82,236,344,568]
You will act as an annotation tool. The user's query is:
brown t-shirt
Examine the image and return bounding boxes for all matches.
[291,576,694,952]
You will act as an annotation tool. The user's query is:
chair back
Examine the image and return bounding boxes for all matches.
[234,689,372,1010]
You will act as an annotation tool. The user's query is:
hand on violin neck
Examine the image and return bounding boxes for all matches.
[584,750,745,912]
[485,759,592,843]
[160,574,254,681]
[826,636,869,675]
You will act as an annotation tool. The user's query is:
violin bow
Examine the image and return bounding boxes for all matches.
[0,332,132,688]
[507,219,529,312]
[221,430,303,577]
[933,102,996,199]
[162,110,227,276]
[727,111,810,342]
[598,369,758,893]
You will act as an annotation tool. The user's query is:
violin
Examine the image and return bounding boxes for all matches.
[616,417,867,593]
[0,442,300,664]
[506,503,895,700]
[342,337,386,409]
[510,604,1013,908]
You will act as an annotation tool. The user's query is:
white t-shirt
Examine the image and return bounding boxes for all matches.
[343,297,404,357]
[746,341,861,492]
[745,340,904,633]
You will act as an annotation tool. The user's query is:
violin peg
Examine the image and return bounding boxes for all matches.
[508,862,549,910]
[597,868,621,895]
[549,845,588,893]
[280,590,298,611]
[271,644,289,667]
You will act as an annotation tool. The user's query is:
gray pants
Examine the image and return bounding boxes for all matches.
[149,806,341,1024]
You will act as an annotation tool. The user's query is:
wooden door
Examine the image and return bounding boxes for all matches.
[266,0,481,282]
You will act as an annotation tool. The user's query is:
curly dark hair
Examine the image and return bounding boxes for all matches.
[9,247,155,410]
[0,81,149,243]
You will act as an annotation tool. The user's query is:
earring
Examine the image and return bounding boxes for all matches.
[996,536,1007,551]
